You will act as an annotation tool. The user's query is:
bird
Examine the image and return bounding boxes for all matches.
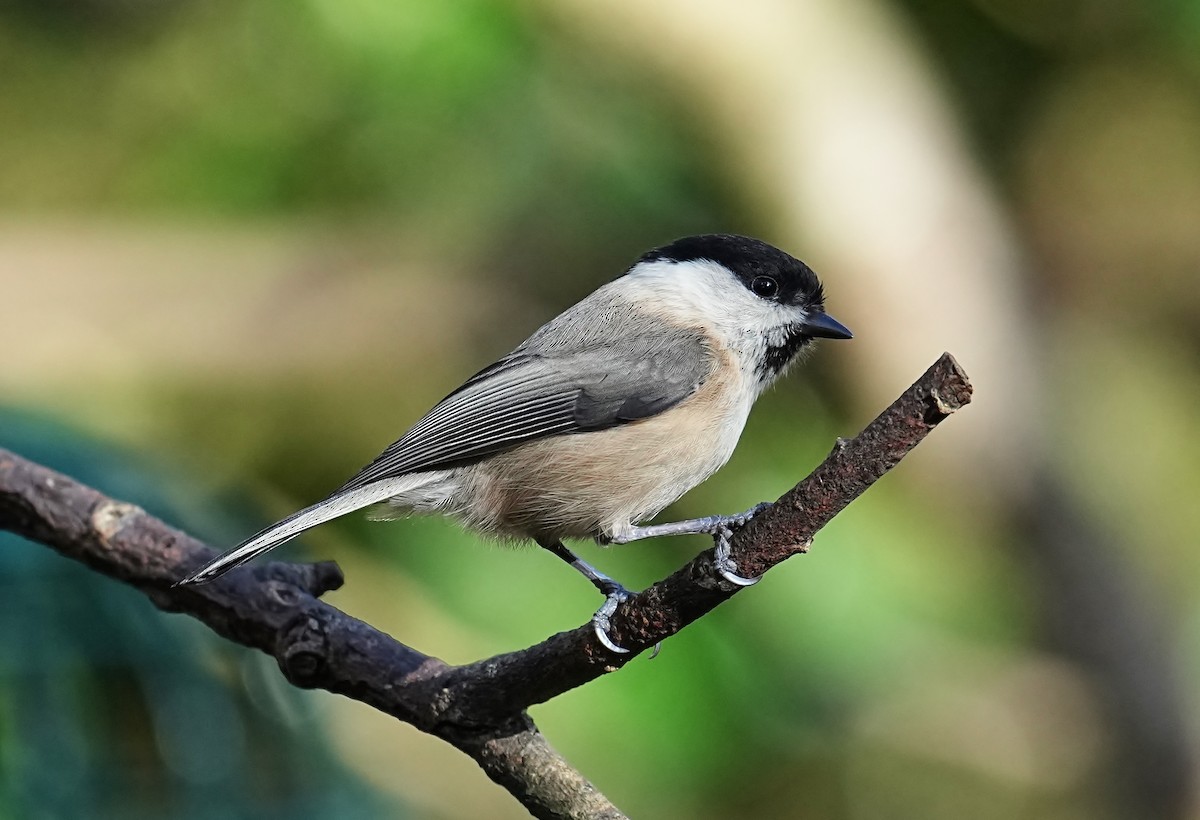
[176,234,852,652]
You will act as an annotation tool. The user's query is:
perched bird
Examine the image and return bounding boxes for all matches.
[177,234,852,651]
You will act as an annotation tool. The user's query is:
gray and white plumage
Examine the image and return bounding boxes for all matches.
[177,234,851,586]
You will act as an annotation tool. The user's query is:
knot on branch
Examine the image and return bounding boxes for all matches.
[278,609,331,687]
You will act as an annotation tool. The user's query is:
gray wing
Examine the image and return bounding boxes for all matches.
[338,310,711,493]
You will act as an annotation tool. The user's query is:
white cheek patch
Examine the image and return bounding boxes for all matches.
[624,258,811,379]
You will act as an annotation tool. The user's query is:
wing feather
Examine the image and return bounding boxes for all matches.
[338,328,711,493]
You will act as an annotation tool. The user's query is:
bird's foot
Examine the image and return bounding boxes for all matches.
[710,502,770,586]
[592,582,661,658]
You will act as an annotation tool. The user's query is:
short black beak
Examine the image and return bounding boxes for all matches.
[800,311,853,340]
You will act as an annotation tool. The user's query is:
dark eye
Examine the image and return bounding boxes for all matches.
[750,276,779,299]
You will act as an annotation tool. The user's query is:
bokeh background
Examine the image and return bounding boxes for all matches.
[2,0,1199,818]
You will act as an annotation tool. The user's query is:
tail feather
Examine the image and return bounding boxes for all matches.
[174,477,433,586]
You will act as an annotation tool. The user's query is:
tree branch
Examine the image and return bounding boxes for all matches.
[0,352,971,819]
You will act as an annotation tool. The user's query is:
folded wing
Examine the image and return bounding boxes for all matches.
[338,328,711,492]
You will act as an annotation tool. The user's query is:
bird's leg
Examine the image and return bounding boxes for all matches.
[539,539,659,656]
[604,502,772,586]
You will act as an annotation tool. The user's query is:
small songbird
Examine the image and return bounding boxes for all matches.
[177,234,852,651]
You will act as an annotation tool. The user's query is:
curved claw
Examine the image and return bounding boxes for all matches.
[594,621,631,654]
[713,524,762,587]
[592,593,631,654]
[717,564,761,586]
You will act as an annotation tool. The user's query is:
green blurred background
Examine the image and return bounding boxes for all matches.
[2,0,1199,818]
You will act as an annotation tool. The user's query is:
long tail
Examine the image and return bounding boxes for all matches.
[174,477,430,586]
